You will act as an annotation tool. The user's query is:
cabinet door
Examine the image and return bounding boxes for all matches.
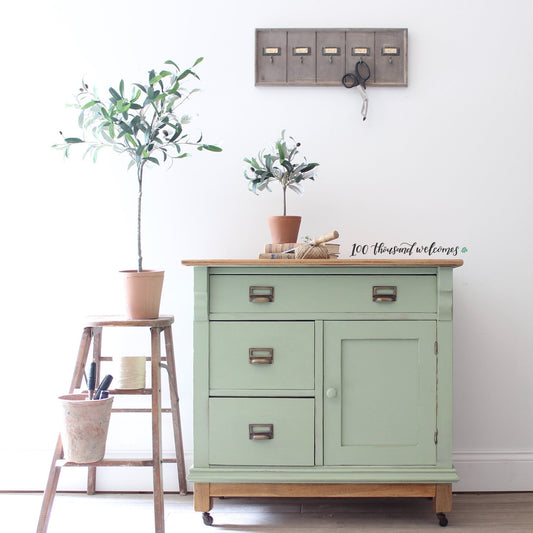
[324,321,436,466]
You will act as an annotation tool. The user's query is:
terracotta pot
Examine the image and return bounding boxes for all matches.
[59,394,114,463]
[121,270,164,319]
[267,216,302,244]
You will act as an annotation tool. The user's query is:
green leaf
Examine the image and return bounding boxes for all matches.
[300,162,319,173]
[101,129,114,144]
[109,87,121,100]
[149,70,171,85]
[117,121,133,134]
[146,157,159,165]
[82,145,93,159]
[167,80,181,96]
[119,79,124,97]
[177,69,192,81]
[133,83,147,94]
[277,141,285,162]
[164,59,179,70]
[81,100,98,110]
[93,146,102,163]
[288,146,298,161]
[125,133,137,146]
[64,137,84,144]
[265,154,274,172]
[117,100,131,114]
[168,123,182,142]
[202,144,222,152]
[244,157,261,170]
[281,160,293,173]
[193,57,204,67]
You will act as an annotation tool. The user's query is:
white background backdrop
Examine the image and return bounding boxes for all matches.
[1,0,532,492]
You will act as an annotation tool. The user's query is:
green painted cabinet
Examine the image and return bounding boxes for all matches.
[183,259,462,527]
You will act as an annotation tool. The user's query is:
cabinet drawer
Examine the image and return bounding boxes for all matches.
[208,398,315,466]
[210,322,314,391]
[210,274,436,314]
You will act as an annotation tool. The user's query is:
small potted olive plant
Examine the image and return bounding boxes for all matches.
[54,58,221,319]
[244,131,318,243]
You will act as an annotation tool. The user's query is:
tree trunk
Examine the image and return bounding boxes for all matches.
[137,163,144,272]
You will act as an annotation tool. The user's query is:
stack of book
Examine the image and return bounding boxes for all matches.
[258,242,340,260]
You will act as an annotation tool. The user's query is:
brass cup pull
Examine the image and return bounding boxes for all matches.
[249,348,274,364]
[249,423,274,440]
[249,286,275,303]
[372,285,397,302]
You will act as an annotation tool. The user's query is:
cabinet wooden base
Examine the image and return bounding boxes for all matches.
[194,481,453,515]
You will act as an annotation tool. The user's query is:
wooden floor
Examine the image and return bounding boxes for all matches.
[2,492,532,532]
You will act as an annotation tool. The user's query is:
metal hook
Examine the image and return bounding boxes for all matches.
[329,56,333,64]
[300,56,303,64]
[270,56,273,64]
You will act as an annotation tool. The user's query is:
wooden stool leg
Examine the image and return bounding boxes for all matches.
[36,437,63,533]
[87,327,102,495]
[37,327,94,533]
[163,326,187,494]
[151,327,165,533]
[71,327,95,393]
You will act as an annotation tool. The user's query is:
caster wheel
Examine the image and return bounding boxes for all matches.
[202,512,214,526]
[437,513,448,527]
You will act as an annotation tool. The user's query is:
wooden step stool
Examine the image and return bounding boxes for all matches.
[37,315,187,533]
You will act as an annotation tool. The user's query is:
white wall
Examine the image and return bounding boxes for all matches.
[1,0,532,492]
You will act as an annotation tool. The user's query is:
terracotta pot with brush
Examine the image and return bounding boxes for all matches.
[59,394,114,463]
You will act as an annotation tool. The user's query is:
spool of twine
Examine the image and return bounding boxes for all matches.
[295,244,329,259]
[115,356,146,389]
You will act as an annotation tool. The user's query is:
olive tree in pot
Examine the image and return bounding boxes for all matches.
[54,58,221,318]
[244,131,318,244]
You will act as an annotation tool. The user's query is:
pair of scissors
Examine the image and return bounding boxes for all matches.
[342,59,371,121]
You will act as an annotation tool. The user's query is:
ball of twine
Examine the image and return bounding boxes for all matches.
[295,244,329,259]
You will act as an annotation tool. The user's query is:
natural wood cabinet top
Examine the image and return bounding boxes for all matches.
[181,259,463,267]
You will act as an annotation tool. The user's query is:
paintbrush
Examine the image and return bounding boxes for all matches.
[88,362,96,400]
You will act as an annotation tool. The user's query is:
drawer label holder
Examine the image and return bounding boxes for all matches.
[249,286,275,302]
[372,285,398,302]
[249,348,274,364]
[249,423,274,440]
